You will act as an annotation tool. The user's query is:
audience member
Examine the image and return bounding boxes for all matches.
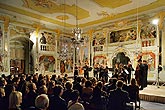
[68,90,85,110]
[62,81,74,104]
[35,94,49,110]
[107,80,130,110]
[49,85,67,110]
[9,91,22,110]
[22,83,38,109]
[81,80,93,103]
[127,78,139,102]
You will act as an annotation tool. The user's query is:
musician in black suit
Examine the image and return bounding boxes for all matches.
[126,61,134,84]
[83,63,90,79]
[93,63,99,80]
[74,64,79,77]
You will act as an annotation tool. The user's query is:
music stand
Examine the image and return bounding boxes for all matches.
[152,65,163,88]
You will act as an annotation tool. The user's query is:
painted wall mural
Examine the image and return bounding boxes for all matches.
[39,55,55,73]
[93,55,107,66]
[109,28,137,43]
[140,22,157,39]
[39,32,56,51]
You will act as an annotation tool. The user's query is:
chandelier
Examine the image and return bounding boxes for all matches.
[71,0,84,45]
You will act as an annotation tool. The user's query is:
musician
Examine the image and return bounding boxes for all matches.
[135,59,144,90]
[99,64,105,80]
[126,61,134,84]
[103,65,109,83]
[142,60,148,88]
[83,63,90,79]
[93,63,99,80]
[74,64,79,77]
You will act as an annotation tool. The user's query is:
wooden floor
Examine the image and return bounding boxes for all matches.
[139,85,165,103]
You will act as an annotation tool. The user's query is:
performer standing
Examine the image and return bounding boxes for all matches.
[127,61,134,84]
[99,64,105,80]
[83,63,90,79]
[135,59,144,90]
[93,63,99,80]
[103,65,109,83]
[142,60,148,88]
[74,64,79,77]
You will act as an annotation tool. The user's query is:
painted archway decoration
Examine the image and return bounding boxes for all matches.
[111,47,132,60]
[93,55,107,65]
[137,52,155,70]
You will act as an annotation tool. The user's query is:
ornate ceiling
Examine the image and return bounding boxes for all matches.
[0,0,165,31]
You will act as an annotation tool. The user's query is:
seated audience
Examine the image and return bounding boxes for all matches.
[127,78,139,102]
[68,90,85,110]
[107,80,130,110]
[49,85,67,110]
[22,83,38,109]
[81,80,93,102]
[9,91,22,110]
[62,81,74,104]
[35,94,49,110]
[90,81,107,110]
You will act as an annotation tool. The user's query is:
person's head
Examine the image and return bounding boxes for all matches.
[81,77,87,84]
[28,82,37,91]
[131,78,137,86]
[137,59,142,64]
[85,80,92,88]
[65,81,73,90]
[143,60,147,64]
[76,77,82,83]
[35,94,49,110]
[109,78,118,84]
[53,85,64,96]
[116,80,123,89]
[96,81,103,89]
[39,85,48,94]
[9,91,22,109]
[0,77,7,87]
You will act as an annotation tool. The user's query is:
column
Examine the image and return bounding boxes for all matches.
[3,16,10,74]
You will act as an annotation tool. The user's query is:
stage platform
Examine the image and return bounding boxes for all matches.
[139,85,165,104]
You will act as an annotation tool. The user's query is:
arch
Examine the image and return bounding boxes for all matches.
[9,35,34,74]
[111,46,133,68]
[111,46,132,60]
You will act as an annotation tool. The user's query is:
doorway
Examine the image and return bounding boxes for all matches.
[112,52,130,67]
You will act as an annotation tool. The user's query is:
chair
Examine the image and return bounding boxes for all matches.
[127,85,141,110]
[130,95,140,110]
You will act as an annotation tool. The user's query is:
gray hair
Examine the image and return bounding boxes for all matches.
[35,94,49,110]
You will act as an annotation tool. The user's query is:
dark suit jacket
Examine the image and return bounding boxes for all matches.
[49,95,67,110]
[108,88,130,110]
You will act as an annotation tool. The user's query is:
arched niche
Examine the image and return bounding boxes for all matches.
[10,36,34,74]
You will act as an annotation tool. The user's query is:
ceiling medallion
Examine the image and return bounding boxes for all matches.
[34,0,53,8]
[97,11,116,18]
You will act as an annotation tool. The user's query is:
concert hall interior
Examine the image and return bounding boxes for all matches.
[0,0,165,110]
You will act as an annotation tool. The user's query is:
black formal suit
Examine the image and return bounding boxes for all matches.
[49,95,67,110]
[108,88,130,110]
[83,65,90,79]
[22,91,38,109]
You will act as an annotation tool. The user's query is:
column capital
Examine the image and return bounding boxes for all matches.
[0,16,10,32]
[154,11,165,30]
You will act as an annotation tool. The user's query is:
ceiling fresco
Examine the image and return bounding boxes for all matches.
[0,0,165,30]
